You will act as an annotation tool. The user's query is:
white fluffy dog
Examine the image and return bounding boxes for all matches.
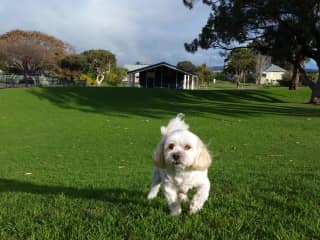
[147,113,212,215]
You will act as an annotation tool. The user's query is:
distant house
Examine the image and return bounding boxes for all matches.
[261,64,287,85]
[126,62,198,89]
[123,64,149,85]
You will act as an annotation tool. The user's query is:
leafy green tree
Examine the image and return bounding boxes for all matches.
[60,54,86,71]
[250,39,301,90]
[225,48,256,87]
[60,49,117,86]
[82,49,116,86]
[107,67,127,86]
[215,72,229,81]
[196,64,215,87]
[183,0,320,103]
[60,54,87,79]
[177,61,197,74]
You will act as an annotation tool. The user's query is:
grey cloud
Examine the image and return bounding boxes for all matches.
[0,0,224,66]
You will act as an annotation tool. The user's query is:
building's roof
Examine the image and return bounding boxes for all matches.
[127,62,197,75]
[263,64,287,72]
[123,64,149,72]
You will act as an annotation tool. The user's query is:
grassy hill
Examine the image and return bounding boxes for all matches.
[0,87,319,239]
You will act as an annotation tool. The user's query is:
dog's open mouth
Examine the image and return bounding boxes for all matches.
[174,160,182,165]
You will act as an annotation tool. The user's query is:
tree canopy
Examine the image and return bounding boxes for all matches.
[225,48,256,86]
[107,67,127,86]
[81,50,116,75]
[82,50,117,86]
[60,49,122,86]
[0,29,73,76]
[177,61,197,74]
[196,64,215,86]
[184,0,320,103]
[177,60,215,86]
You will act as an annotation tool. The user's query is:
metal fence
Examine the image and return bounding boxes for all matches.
[0,74,87,88]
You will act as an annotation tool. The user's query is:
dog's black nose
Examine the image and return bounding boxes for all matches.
[173,153,180,161]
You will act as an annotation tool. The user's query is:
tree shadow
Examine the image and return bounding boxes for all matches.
[0,178,163,210]
[28,87,320,118]
[180,89,286,103]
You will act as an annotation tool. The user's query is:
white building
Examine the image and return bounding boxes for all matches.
[261,64,287,85]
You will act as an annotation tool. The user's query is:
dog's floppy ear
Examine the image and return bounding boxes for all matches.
[191,139,212,170]
[153,139,166,169]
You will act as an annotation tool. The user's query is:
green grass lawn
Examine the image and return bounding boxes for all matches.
[0,87,319,239]
[201,80,260,90]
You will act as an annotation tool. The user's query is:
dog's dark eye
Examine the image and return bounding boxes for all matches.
[168,144,174,150]
[184,144,191,150]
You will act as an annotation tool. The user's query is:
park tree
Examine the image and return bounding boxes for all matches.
[0,29,73,77]
[82,49,116,87]
[224,48,256,87]
[247,41,271,85]
[196,64,215,87]
[250,39,303,90]
[60,50,118,85]
[60,54,87,79]
[107,67,127,86]
[183,0,320,103]
[255,53,271,85]
[177,61,197,74]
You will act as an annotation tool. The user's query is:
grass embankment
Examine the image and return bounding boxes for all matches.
[0,87,319,239]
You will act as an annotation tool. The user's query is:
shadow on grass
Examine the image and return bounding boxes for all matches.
[0,178,163,210]
[28,87,320,118]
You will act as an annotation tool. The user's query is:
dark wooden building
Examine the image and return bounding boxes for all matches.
[127,62,198,89]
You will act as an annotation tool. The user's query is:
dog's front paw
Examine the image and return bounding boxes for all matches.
[178,193,188,202]
[170,207,182,216]
[147,191,157,200]
[189,202,201,215]
[169,203,182,216]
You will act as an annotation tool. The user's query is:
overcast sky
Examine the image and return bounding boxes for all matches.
[0,0,226,67]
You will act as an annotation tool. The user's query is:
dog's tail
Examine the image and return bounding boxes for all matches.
[161,113,189,136]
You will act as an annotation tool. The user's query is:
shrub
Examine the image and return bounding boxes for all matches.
[80,73,95,86]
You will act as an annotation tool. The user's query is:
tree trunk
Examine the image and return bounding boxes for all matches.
[255,54,271,85]
[236,71,240,88]
[310,84,320,104]
[298,64,320,104]
[309,61,320,104]
[289,64,300,90]
[256,60,262,85]
[96,71,105,87]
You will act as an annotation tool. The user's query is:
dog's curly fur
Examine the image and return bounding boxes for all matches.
[147,114,212,215]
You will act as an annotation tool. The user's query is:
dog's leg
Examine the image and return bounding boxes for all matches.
[189,179,210,215]
[147,167,161,200]
[178,186,190,203]
[178,192,188,202]
[163,184,181,216]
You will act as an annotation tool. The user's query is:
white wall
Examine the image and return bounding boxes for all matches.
[261,71,285,85]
